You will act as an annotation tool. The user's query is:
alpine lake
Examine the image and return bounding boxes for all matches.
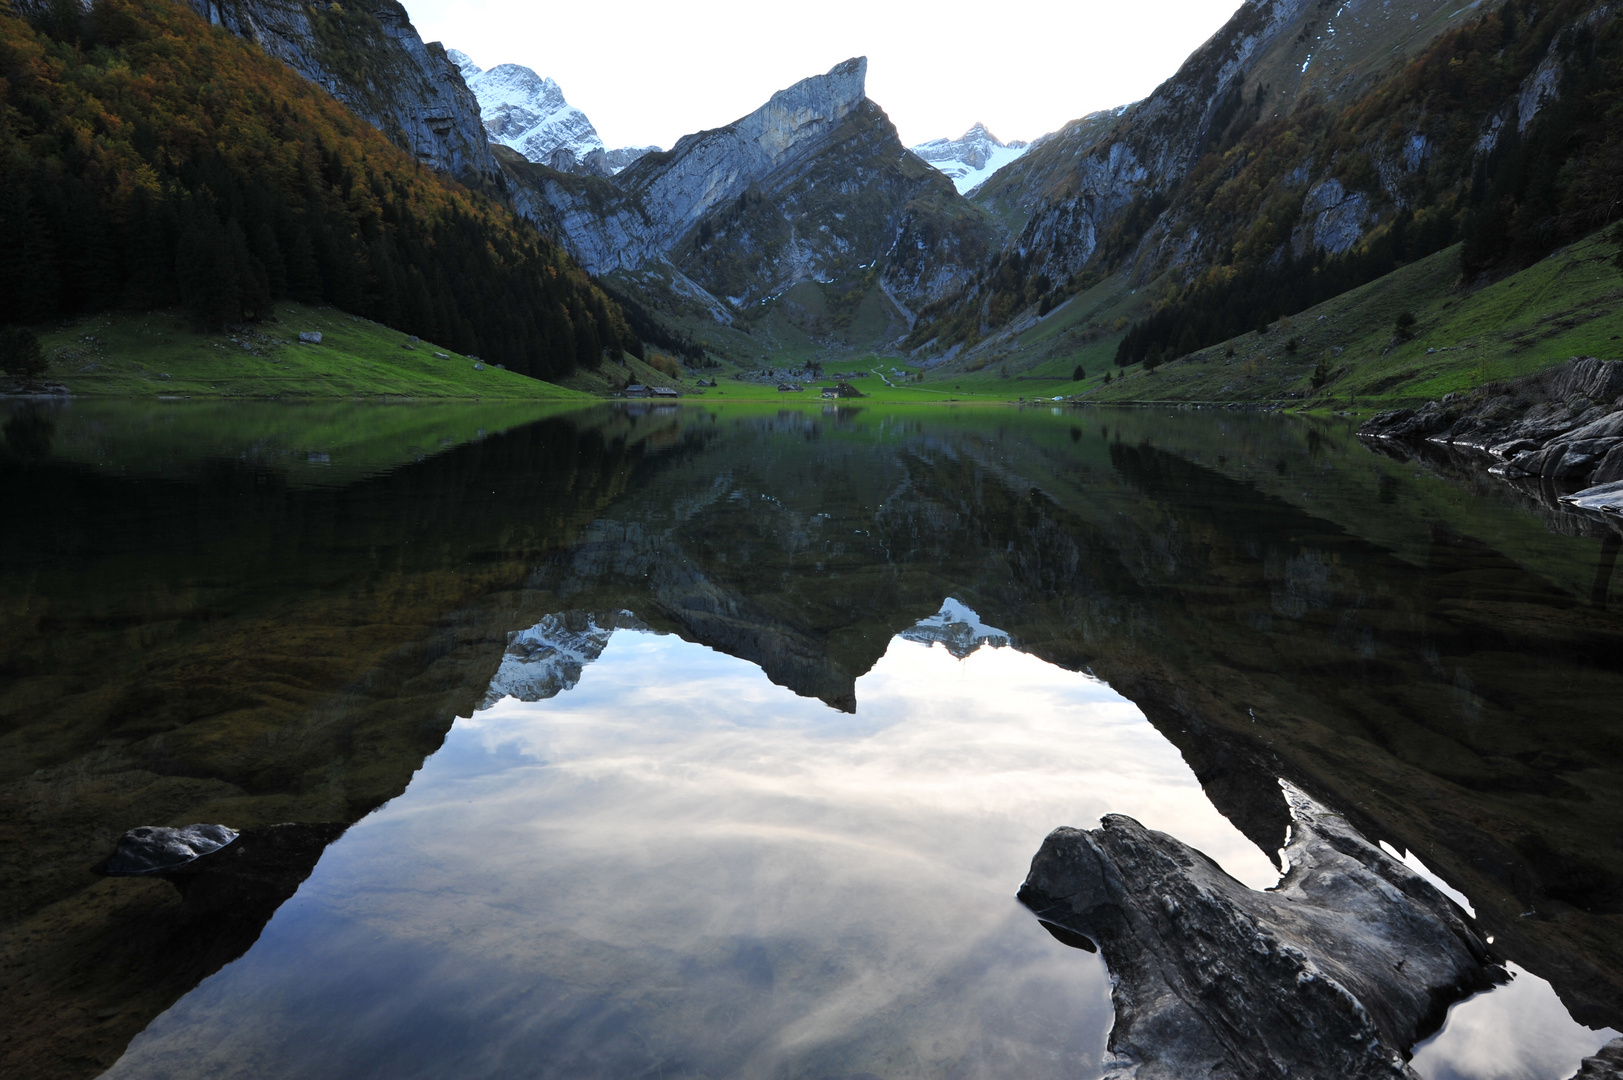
[3,397,1621,1080]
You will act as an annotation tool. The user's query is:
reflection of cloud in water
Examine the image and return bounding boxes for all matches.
[1411,962,1619,1080]
[106,620,1281,1080]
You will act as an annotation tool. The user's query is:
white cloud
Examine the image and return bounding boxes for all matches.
[409,0,1245,150]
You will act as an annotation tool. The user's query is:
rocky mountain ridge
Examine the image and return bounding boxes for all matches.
[448,50,658,177]
[501,57,996,323]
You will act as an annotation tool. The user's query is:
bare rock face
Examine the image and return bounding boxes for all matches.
[1018,782,1496,1079]
[519,58,870,276]
[502,57,992,315]
[183,0,497,185]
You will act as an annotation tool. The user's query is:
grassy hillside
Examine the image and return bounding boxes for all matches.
[29,304,593,400]
[1070,232,1623,409]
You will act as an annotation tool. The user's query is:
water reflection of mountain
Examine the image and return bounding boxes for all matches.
[3,404,1622,1077]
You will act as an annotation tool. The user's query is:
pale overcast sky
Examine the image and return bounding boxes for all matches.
[409,0,1245,151]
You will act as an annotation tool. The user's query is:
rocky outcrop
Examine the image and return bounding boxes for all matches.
[518,57,872,276]
[500,57,994,315]
[1360,357,1623,514]
[183,0,497,184]
[1018,782,1496,1079]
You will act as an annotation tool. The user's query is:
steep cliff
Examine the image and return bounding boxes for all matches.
[181,0,497,185]
[502,58,997,323]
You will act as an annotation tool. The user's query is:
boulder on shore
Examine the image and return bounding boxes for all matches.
[1019,782,1497,1079]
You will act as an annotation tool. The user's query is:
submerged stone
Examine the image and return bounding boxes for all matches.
[1019,782,1497,1079]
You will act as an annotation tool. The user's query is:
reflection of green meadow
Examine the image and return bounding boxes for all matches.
[15,398,595,487]
[36,303,596,402]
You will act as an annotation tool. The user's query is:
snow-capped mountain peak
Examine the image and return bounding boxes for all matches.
[909,122,1030,195]
[450,50,605,167]
[448,49,661,176]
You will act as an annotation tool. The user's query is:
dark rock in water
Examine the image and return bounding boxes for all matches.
[1575,1037,1623,1079]
[1360,357,1623,522]
[104,824,238,875]
[1019,782,1497,1080]
[103,823,347,915]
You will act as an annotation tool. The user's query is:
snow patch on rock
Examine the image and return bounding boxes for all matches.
[910,123,1030,194]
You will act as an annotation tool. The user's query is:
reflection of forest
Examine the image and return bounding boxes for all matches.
[3,404,1621,1078]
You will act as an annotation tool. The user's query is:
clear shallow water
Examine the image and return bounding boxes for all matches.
[4,401,1622,1079]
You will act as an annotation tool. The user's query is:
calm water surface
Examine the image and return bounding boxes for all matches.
[2,400,1620,1079]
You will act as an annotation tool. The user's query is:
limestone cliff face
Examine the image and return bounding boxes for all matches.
[184,0,498,184]
[504,58,994,315]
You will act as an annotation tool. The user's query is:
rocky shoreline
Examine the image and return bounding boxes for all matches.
[1359,356,1623,516]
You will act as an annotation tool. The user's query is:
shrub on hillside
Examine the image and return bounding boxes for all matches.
[646,353,682,378]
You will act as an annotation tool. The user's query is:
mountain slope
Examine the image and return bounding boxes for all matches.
[502,57,997,338]
[0,0,636,380]
[915,0,1623,369]
[180,0,496,185]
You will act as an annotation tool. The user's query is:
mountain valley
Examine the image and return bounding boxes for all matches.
[3,0,1621,403]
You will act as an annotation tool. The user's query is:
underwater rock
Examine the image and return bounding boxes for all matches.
[1019,781,1496,1080]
